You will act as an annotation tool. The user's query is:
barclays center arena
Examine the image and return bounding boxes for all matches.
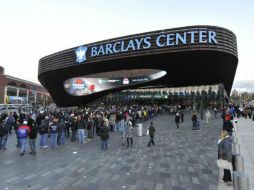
[38,25,238,108]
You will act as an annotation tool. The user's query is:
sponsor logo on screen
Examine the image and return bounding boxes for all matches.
[72,79,86,89]
[89,85,95,91]
[75,46,88,63]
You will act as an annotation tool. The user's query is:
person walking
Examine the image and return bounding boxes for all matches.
[71,117,78,141]
[77,115,86,144]
[218,130,233,185]
[180,112,184,123]
[205,110,211,124]
[14,119,21,147]
[28,118,38,155]
[126,121,134,147]
[39,117,49,148]
[223,114,234,136]
[102,115,109,130]
[214,107,218,118]
[192,112,198,130]
[87,117,94,139]
[58,119,66,145]
[99,124,109,150]
[17,121,30,155]
[175,112,180,129]
[148,122,156,147]
[120,117,127,146]
[0,119,9,150]
[5,112,15,134]
[109,114,116,131]
[49,118,59,148]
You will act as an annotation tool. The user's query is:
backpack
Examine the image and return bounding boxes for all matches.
[40,122,47,132]
[18,128,28,138]
[29,125,38,138]
[6,116,14,125]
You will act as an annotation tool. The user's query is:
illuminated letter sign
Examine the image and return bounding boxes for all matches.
[75,30,218,63]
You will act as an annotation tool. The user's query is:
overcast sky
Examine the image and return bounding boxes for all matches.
[0,0,253,90]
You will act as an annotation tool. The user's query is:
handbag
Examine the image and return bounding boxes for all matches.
[216,159,232,170]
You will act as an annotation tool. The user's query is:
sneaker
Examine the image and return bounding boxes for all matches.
[20,153,24,156]
[43,145,48,148]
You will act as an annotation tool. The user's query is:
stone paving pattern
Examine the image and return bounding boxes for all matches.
[0,114,222,190]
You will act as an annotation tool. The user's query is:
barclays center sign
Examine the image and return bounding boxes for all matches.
[75,30,218,63]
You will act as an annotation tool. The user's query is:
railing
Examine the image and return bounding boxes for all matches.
[232,120,250,190]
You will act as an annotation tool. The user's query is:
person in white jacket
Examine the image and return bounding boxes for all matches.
[206,110,211,124]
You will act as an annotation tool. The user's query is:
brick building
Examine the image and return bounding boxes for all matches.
[0,66,50,105]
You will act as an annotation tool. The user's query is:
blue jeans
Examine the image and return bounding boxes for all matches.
[40,133,48,147]
[113,124,116,131]
[115,122,119,131]
[29,139,36,153]
[60,132,66,145]
[20,138,27,153]
[78,129,85,143]
[0,136,8,149]
[50,133,58,148]
[101,139,108,150]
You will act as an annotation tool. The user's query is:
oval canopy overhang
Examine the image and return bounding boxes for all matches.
[38,25,238,107]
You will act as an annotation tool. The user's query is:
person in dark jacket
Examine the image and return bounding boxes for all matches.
[148,122,156,147]
[180,112,184,123]
[49,118,59,148]
[0,120,9,150]
[71,117,78,141]
[223,114,234,136]
[14,119,22,147]
[87,117,94,139]
[218,130,233,185]
[28,118,38,155]
[5,113,15,134]
[221,109,226,123]
[100,124,109,150]
[58,119,66,145]
[39,117,49,148]
[175,112,180,129]
[192,112,198,130]
[77,116,86,144]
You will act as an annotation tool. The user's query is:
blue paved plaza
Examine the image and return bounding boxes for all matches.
[0,114,221,190]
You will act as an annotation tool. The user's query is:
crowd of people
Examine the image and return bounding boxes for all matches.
[0,102,241,187]
[0,104,165,155]
[217,106,239,186]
